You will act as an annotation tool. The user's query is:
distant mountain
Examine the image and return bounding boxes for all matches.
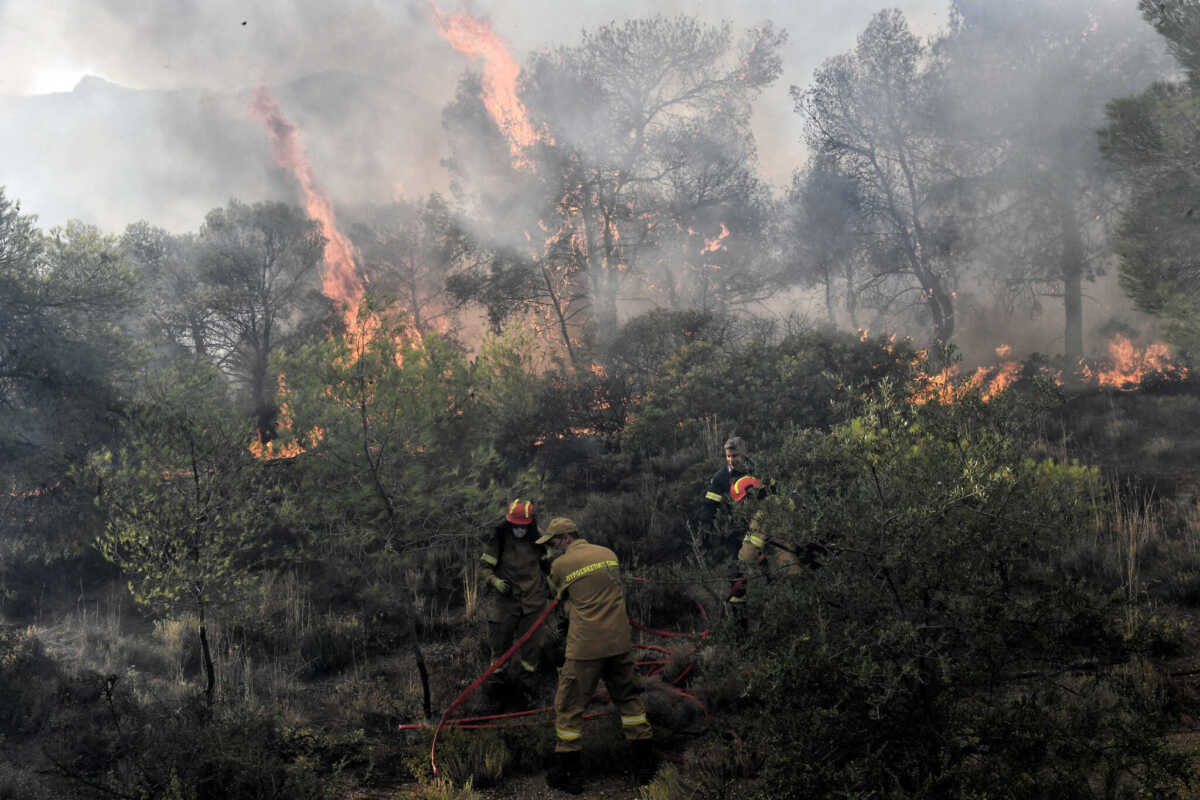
[0,71,446,233]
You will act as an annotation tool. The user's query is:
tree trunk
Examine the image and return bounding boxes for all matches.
[413,642,432,721]
[824,263,837,326]
[252,358,274,445]
[199,621,215,706]
[929,280,956,346]
[1059,189,1085,361]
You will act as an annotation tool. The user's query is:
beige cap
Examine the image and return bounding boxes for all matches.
[536,516,578,545]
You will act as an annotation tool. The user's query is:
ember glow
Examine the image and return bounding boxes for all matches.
[250,87,364,329]
[701,223,730,254]
[1077,334,1189,389]
[432,3,549,168]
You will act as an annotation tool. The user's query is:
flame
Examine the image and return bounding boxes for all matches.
[249,375,326,460]
[1077,334,1188,389]
[250,87,364,332]
[432,3,550,168]
[701,223,730,254]
[910,344,1022,405]
[7,481,60,499]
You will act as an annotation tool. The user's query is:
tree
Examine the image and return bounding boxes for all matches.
[1102,1,1200,353]
[348,195,467,338]
[787,153,868,328]
[0,195,139,560]
[89,365,289,704]
[196,200,331,441]
[121,220,212,361]
[940,0,1166,359]
[795,10,968,345]
[442,16,785,357]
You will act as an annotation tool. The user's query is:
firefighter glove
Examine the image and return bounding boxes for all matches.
[489,576,511,594]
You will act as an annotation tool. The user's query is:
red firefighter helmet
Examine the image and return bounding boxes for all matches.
[730,476,762,503]
[506,499,535,526]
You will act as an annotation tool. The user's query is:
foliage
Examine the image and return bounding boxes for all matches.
[0,627,59,737]
[275,306,543,643]
[718,391,1193,797]
[0,195,140,562]
[1104,72,1200,355]
[624,326,919,457]
[46,695,341,800]
[88,364,294,623]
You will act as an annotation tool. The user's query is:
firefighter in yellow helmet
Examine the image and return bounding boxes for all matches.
[538,517,656,794]
[478,499,551,706]
[726,476,802,612]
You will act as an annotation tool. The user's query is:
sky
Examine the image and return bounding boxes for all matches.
[0,0,947,189]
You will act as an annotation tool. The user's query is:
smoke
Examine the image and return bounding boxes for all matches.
[0,0,948,231]
[0,0,1179,358]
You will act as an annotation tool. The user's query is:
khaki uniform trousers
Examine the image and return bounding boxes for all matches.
[487,604,545,678]
[554,650,652,753]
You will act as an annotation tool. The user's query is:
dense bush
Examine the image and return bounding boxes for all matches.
[713,391,1193,797]
[46,694,352,800]
[623,327,919,459]
[0,627,59,737]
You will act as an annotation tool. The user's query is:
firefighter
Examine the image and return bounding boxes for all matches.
[478,499,551,707]
[726,476,804,611]
[698,436,756,557]
[537,517,656,794]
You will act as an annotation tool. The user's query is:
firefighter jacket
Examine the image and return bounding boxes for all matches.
[737,513,801,580]
[698,461,755,527]
[479,523,551,622]
[548,538,632,661]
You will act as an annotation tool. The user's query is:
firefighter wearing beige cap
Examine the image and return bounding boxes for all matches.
[537,517,655,793]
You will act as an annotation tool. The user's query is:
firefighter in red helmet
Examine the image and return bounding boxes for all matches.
[478,499,551,706]
[726,476,800,612]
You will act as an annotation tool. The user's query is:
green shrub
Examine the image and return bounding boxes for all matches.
[298,614,365,679]
[47,697,343,800]
[0,627,58,737]
[716,391,1194,797]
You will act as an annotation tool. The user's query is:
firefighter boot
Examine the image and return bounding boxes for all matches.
[546,751,584,795]
[631,739,659,785]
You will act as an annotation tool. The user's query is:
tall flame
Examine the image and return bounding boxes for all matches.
[249,88,366,459]
[432,3,549,167]
[250,87,364,329]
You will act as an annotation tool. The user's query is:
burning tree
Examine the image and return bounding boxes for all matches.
[348,194,466,339]
[195,199,332,443]
[442,15,786,357]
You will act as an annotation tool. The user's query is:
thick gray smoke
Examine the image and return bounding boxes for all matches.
[0,0,1175,358]
[1,0,943,231]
